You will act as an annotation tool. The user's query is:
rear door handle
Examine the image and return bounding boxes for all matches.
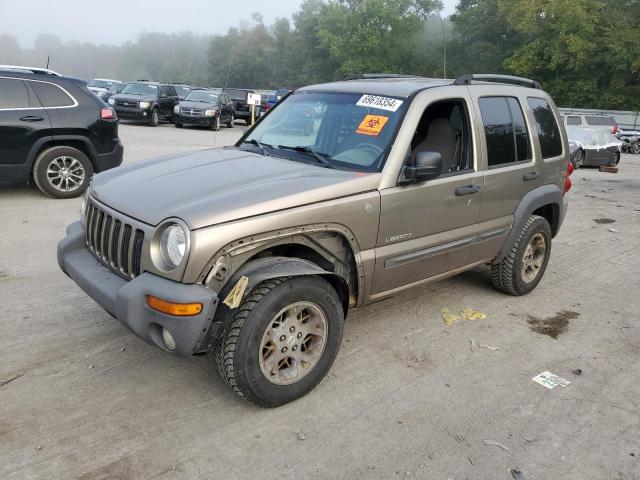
[455,184,480,196]
[523,171,539,181]
[19,116,44,122]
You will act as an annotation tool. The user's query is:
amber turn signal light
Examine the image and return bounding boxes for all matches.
[146,296,203,316]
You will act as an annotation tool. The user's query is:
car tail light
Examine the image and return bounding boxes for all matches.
[101,107,116,120]
[612,124,618,135]
[264,104,271,112]
[564,161,574,194]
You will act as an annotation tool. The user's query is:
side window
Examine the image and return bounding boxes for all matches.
[168,86,177,97]
[160,86,169,97]
[0,78,31,109]
[586,115,614,127]
[479,97,531,168]
[566,116,582,126]
[527,97,563,159]
[30,81,75,108]
[412,99,474,174]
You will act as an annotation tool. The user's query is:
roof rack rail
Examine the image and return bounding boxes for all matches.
[0,65,61,76]
[345,73,419,81]
[454,74,542,90]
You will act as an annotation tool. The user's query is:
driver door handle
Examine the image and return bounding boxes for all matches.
[20,115,44,122]
[455,184,480,196]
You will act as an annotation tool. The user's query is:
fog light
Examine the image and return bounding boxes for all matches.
[162,328,176,351]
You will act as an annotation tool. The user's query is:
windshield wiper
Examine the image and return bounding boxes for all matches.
[241,139,272,156]
[276,146,334,169]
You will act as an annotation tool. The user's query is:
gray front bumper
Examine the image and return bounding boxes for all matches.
[58,222,219,356]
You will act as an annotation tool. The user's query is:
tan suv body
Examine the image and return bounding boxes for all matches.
[58,74,572,406]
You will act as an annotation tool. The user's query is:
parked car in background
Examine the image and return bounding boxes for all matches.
[87,78,125,102]
[226,88,259,123]
[173,89,235,130]
[566,126,622,168]
[108,81,179,126]
[562,113,618,135]
[264,88,291,113]
[58,73,572,407]
[171,83,197,100]
[0,66,122,198]
[256,89,274,114]
[617,129,640,155]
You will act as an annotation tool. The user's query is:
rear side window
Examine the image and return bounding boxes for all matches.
[566,116,582,126]
[528,98,563,159]
[30,81,75,107]
[479,97,531,167]
[0,78,31,109]
[586,115,614,126]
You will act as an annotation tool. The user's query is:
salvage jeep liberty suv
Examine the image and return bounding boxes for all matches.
[58,74,572,407]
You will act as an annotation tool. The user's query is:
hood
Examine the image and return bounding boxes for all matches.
[178,100,217,110]
[91,148,380,230]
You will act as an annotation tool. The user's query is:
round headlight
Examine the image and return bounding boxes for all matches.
[108,97,115,105]
[160,224,187,268]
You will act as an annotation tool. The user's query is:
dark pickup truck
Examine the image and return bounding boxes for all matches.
[226,88,259,123]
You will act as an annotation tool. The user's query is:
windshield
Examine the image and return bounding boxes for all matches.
[121,83,158,96]
[243,91,407,172]
[89,80,113,89]
[174,86,191,96]
[185,91,218,103]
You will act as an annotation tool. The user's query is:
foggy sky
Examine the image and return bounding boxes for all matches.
[0,0,459,47]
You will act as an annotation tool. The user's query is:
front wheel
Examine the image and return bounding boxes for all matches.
[491,215,552,296]
[573,149,585,169]
[214,276,344,407]
[212,116,220,131]
[148,108,159,127]
[227,114,235,128]
[632,142,640,155]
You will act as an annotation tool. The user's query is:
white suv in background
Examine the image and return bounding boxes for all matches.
[562,113,618,134]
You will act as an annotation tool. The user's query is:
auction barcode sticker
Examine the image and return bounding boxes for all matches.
[356,95,404,112]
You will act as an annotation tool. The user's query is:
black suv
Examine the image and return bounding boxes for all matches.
[226,88,259,123]
[108,82,179,127]
[0,67,123,198]
[174,89,235,130]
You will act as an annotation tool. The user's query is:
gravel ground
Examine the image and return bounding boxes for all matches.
[1,123,639,480]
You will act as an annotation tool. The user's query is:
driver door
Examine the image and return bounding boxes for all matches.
[372,90,484,295]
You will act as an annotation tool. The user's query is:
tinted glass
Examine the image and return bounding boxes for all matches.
[479,97,517,166]
[186,91,218,103]
[30,81,74,107]
[566,116,582,126]
[586,115,614,126]
[528,97,563,158]
[508,98,532,162]
[0,78,30,108]
[121,83,158,96]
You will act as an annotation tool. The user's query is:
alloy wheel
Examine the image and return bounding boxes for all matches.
[46,156,85,193]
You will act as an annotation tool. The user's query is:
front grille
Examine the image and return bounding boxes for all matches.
[116,99,138,108]
[85,202,144,279]
[181,107,203,116]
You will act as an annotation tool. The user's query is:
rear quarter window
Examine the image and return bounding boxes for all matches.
[527,97,563,159]
[566,116,582,126]
[30,81,75,108]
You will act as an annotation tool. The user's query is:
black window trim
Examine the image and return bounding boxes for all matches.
[0,75,78,111]
[479,95,535,170]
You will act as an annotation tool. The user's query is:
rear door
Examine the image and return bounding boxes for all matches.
[0,77,51,176]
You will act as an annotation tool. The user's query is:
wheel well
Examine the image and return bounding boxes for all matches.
[244,238,358,314]
[533,204,560,237]
[31,140,95,174]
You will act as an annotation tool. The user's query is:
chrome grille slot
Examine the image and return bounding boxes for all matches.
[84,202,144,279]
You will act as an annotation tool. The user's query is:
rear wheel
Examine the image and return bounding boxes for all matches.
[632,142,640,155]
[214,276,344,407]
[32,146,93,198]
[491,215,552,296]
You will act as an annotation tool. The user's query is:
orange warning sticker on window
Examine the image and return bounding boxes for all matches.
[356,115,389,136]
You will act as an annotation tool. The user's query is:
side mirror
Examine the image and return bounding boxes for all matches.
[403,151,442,183]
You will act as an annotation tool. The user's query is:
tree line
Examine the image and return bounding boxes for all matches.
[1,0,638,109]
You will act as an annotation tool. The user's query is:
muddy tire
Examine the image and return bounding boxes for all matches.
[214,276,344,407]
[491,215,552,296]
[32,146,93,198]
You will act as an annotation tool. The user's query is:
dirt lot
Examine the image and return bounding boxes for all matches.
[1,123,639,480]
